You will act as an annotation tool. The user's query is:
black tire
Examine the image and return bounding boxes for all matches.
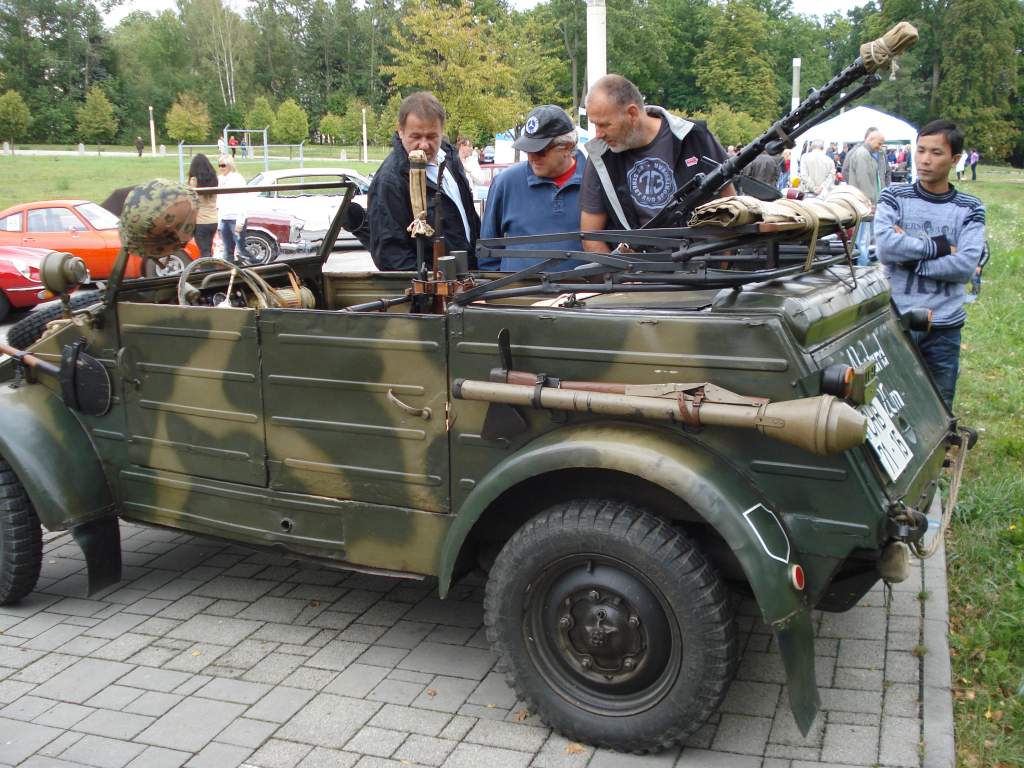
[0,291,10,323]
[6,289,104,350]
[0,456,43,605]
[243,232,278,266]
[484,499,737,752]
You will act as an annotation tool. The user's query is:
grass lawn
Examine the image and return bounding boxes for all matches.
[0,154,382,210]
[946,165,1024,767]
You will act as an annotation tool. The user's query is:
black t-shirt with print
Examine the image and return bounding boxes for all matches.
[581,118,727,227]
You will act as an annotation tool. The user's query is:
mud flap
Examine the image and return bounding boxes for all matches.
[774,608,821,735]
[70,517,122,596]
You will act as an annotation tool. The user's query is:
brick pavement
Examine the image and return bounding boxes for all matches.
[0,522,954,768]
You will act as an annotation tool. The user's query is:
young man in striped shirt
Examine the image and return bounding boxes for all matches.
[875,120,986,408]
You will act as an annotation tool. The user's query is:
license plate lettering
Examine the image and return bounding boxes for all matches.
[862,402,912,480]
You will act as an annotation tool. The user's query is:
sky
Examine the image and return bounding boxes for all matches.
[104,0,860,29]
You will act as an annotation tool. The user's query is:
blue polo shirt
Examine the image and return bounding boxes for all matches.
[478,150,586,272]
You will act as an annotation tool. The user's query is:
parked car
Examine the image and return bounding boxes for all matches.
[0,199,199,279]
[481,145,495,164]
[242,168,370,246]
[0,245,48,322]
[240,213,308,265]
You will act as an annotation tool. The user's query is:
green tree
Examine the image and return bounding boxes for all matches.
[687,103,762,148]
[274,98,309,143]
[246,95,276,133]
[0,90,32,151]
[693,0,779,122]
[337,97,377,145]
[165,93,212,143]
[383,0,521,141]
[76,87,119,147]
[373,93,402,145]
[319,112,345,142]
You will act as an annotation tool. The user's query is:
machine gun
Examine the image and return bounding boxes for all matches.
[642,21,919,231]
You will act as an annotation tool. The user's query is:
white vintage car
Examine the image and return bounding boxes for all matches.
[241,167,371,249]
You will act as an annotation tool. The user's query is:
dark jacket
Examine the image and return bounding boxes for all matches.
[368,134,480,270]
[585,106,726,229]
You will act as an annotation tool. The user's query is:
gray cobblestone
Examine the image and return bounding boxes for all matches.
[880,715,922,767]
[60,734,147,768]
[392,734,457,766]
[184,741,253,768]
[247,738,314,768]
[369,703,451,737]
[676,749,761,767]
[215,717,278,748]
[343,725,406,757]
[442,743,531,768]
[821,722,879,765]
[74,709,155,740]
[464,718,548,752]
[277,694,381,748]
[367,678,424,705]
[710,713,772,755]
[124,745,190,768]
[136,698,246,752]
[295,747,359,768]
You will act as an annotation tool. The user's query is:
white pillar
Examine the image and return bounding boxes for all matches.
[361,108,368,163]
[791,58,801,112]
[148,106,157,156]
[586,0,607,95]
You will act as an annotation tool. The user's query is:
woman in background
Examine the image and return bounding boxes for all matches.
[187,154,219,259]
[217,156,248,263]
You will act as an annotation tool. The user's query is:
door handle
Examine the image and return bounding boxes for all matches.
[387,389,431,420]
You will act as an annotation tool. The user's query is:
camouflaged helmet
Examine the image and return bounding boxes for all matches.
[119,180,199,257]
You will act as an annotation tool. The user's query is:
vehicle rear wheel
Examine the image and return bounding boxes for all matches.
[484,499,737,753]
[6,289,104,350]
[142,249,190,278]
[243,232,278,266]
[0,292,10,323]
[0,457,43,605]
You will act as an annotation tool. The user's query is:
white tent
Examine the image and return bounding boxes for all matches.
[790,105,917,182]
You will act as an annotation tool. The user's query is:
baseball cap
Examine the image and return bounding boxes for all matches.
[513,105,574,153]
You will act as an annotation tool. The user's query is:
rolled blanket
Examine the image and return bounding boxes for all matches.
[689,184,873,230]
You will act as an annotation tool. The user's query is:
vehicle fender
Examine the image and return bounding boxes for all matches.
[0,382,115,531]
[439,421,820,732]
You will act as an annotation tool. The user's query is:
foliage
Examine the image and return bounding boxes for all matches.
[693,0,780,122]
[373,93,403,145]
[0,0,1021,161]
[274,98,309,143]
[76,87,118,146]
[245,96,276,134]
[319,113,345,142]
[165,93,212,143]
[0,90,32,146]
[687,103,762,148]
[337,97,376,146]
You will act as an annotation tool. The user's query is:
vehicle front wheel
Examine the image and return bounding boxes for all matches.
[484,499,737,752]
[242,232,278,266]
[0,457,43,605]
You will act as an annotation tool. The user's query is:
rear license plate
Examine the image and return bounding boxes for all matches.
[862,402,913,481]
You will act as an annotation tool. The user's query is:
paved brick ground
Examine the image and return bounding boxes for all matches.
[0,523,953,768]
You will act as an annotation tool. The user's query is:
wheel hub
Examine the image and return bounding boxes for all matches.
[559,589,645,679]
[528,556,678,707]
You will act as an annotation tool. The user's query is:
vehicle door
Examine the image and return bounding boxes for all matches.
[259,309,450,513]
[117,303,267,487]
[22,206,108,269]
[0,212,24,247]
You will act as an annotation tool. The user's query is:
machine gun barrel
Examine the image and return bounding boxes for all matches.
[0,341,59,376]
[644,21,918,229]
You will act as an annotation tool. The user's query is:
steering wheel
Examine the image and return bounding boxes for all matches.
[176,256,277,307]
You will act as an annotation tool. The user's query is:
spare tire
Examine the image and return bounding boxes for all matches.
[6,289,104,350]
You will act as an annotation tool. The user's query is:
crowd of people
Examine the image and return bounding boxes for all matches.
[363,85,985,407]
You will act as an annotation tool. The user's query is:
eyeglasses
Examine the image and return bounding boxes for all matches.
[218,164,227,168]
[530,143,570,157]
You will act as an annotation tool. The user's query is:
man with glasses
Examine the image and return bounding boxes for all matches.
[478,105,586,271]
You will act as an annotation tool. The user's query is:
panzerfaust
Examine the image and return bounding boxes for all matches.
[454,377,866,456]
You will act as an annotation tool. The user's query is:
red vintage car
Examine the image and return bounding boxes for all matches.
[0,245,48,322]
[0,199,200,280]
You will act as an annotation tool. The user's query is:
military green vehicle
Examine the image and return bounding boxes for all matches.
[0,23,972,753]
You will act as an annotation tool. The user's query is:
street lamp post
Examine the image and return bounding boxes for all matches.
[148,106,157,157]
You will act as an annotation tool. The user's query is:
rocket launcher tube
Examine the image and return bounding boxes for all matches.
[453,379,866,456]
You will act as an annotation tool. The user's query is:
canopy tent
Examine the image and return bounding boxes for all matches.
[789,105,917,182]
[494,124,592,164]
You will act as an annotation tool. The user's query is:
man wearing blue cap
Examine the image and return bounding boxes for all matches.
[478,105,587,272]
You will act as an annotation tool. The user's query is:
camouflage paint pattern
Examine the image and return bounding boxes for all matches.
[0,251,957,732]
